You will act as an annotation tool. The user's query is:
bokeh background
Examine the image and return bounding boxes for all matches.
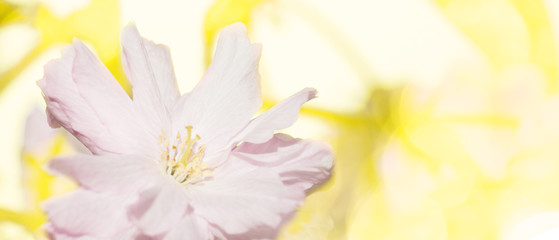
[2,0,559,239]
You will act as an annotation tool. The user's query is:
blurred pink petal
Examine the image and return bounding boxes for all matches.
[23,108,58,154]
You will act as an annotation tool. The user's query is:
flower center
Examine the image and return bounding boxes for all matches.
[159,126,210,184]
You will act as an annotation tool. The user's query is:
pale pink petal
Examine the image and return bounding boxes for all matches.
[121,24,179,130]
[46,227,101,240]
[172,22,262,153]
[232,88,316,145]
[46,224,148,240]
[234,133,333,192]
[23,107,57,154]
[217,224,287,240]
[130,180,189,236]
[162,213,211,240]
[42,190,135,238]
[113,226,150,240]
[38,40,155,155]
[185,159,303,236]
[48,154,160,194]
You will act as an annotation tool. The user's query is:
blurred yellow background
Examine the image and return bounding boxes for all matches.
[2,0,559,239]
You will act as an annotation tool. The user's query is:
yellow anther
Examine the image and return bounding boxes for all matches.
[166,165,174,175]
[175,172,188,183]
[185,126,193,140]
[159,126,210,184]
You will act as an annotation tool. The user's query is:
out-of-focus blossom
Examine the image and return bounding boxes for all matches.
[21,108,79,214]
[39,23,333,239]
[0,108,80,239]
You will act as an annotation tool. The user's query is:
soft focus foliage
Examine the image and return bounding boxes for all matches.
[2,0,559,239]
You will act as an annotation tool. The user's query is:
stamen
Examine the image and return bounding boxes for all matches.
[158,126,212,185]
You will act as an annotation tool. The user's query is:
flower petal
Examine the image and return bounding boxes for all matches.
[186,159,302,236]
[38,40,154,155]
[130,180,189,236]
[42,190,135,238]
[121,24,179,130]
[46,224,146,240]
[217,224,286,240]
[234,133,334,192]
[45,227,100,240]
[162,213,211,240]
[232,88,317,145]
[172,22,262,152]
[48,154,160,194]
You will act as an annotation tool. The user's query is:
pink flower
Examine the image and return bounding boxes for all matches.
[38,23,333,239]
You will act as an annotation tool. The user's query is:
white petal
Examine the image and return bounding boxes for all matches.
[130,180,189,236]
[162,213,211,240]
[38,40,155,155]
[42,190,135,238]
[234,133,333,192]
[172,23,262,153]
[121,24,180,131]
[45,224,145,240]
[232,88,316,145]
[186,159,302,236]
[48,154,160,194]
